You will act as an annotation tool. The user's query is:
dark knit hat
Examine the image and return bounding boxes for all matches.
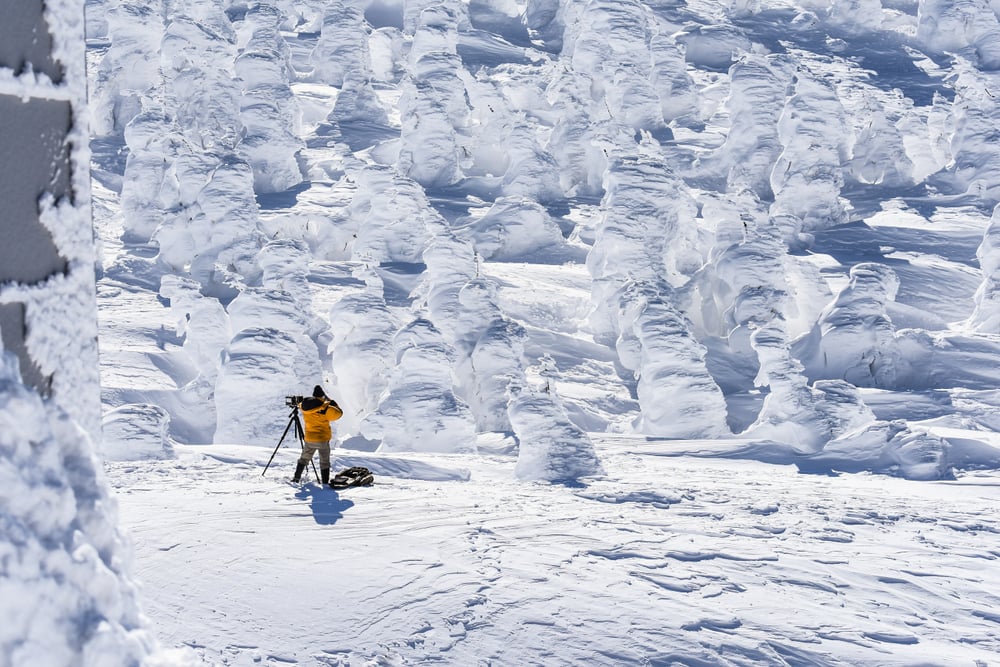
[312,385,326,398]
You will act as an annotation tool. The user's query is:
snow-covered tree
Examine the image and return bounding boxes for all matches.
[715,55,792,198]
[917,0,1000,70]
[938,62,1000,201]
[970,203,1000,331]
[91,1,166,138]
[311,1,372,86]
[745,320,876,451]
[397,4,469,187]
[236,9,303,193]
[794,263,902,387]
[362,318,477,453]
[769,72,851,244]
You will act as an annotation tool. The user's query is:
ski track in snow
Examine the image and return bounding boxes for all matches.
[107,446,1000,666]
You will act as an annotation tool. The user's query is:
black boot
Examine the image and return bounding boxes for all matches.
[321,467,330,485]
[291,460,307,483]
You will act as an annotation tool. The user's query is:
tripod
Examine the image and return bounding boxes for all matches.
[262,405,320,482]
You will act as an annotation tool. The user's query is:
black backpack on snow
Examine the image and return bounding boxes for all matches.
[331,466,374,489]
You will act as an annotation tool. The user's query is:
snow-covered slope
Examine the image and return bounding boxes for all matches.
[81,0,1000,662]
[87,0,1000,481]
[105,441,1000,666]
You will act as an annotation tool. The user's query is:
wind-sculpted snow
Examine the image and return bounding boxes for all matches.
[116,6,269,299]
[675,25,751,72]
[650,32,698,124]
[452,279,526,431]
[90,0,1000,492]
[404,0,471,35]
[347,166,433,263]
[215,327,320,445]
[361,318,477,453]
[466,317,527,432]
[161,16,241,151]
[369,26,406,82]
[329,289,400,433]
[401,218,579,475]
[236,23,303,193]
[159,274,231,379]
[564,0,663,131]
[509,378,603,481]
[917,0,1000,70]
[311,1,372,86]
[618,281,730,437]
[215,240,327,443]
[804,419,952,479]
[497,120,563,202]
[770,72,850,244]
[715,55,791,198]
[398,77,463,187]
[154,155,264,293]
[417,226,479,336]
[397,4,469,186]
[588,156,704,296]
[330,70,391,126]
[939,62,1000,200]
[404,209,602,479]
[456,196,564,260]
[588,156,730,436]
[835,0,886,31]
[971,204,1000,331]
[794,262,902,387]
[91,1,165,138]
[748,321,876,451]
[118,110,176,243]
[545,69,613,197]
[102,403,175,461]
[846,106,915,187]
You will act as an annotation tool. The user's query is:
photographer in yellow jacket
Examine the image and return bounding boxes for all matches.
[292,385,343,485]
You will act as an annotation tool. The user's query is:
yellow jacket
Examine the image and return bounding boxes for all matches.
[300,397,343,442]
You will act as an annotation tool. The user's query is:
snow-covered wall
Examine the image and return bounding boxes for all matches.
[0,1,173,664]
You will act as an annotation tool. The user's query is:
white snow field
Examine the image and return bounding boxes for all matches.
[80,0,1000,663]
[105,443,1000,666]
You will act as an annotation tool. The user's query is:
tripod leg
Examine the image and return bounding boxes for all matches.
[262,411,297,477]
[294,413,321,484]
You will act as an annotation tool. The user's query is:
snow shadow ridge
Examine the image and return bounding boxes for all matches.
[294,484,354,526]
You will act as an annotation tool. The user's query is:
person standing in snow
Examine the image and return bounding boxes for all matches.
[292,385,344,485]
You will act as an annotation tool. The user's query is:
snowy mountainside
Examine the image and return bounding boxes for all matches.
[86,0,1000,480]
[77,0,1000,664]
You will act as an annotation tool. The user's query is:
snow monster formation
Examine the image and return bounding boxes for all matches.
[87,0,1000,483]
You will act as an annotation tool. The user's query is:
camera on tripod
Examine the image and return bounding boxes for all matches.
[285,395,305,408]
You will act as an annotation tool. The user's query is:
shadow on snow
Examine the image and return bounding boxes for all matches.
[294,484,355,526]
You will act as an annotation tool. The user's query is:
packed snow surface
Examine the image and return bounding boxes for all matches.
[107,443,1000,666]
[80,0,1000,662]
